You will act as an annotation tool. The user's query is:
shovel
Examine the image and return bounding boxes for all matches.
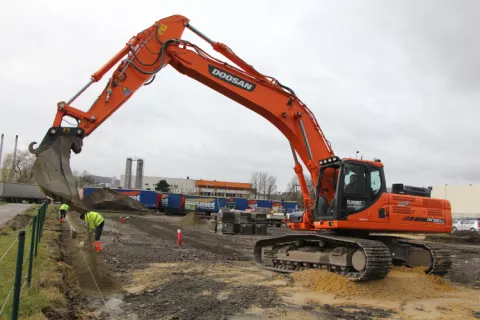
[78,236,88,248]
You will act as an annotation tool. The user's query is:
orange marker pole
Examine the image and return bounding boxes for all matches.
[177,229,182,247]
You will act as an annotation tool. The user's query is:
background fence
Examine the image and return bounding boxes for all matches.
[0,201,49,320]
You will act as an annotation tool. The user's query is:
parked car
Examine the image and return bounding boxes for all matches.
[452,218,480,232]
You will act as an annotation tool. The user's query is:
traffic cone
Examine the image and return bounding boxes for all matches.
[177,229,182,247]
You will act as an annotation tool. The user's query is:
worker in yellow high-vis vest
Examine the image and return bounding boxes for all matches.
[80,211,105,252]
[59,203,69,223]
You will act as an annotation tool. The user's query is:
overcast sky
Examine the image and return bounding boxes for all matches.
[0,0,478,191]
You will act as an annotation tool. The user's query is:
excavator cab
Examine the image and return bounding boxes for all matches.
[314,157,387,222]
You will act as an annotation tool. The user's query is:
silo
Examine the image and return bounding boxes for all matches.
[135,159,144,189]
[0,134,4,167]
[125,157,133,189]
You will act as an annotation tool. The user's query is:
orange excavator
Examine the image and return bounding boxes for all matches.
[29,15,452,281]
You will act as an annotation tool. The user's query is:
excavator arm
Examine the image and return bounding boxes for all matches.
[29,15,335,224]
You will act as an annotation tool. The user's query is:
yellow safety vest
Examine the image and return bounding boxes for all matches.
[60,204,69,211]
[85,211,104,231]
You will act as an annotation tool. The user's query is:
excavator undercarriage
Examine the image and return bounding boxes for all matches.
[254,233,452,281]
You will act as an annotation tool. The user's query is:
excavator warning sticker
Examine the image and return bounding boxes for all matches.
[121,86,131,96]
[158,24,168,35]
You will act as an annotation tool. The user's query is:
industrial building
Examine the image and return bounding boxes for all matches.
[431,184,480,218]
[120,174,196,193]
[119,156,254,197]
[119,174,253,198]
[195,179,252,198]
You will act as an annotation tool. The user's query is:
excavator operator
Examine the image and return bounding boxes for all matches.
[347,174,357,188]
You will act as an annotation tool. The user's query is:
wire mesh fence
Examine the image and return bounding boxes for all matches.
[0,201,49,320]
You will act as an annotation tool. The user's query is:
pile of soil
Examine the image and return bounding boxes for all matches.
[83,188,150,213]
[178,212,205,227]
[292,266,455,301]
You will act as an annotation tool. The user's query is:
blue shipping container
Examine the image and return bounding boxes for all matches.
[161,193,184,210]
[234,198,248,210]
[184,195,218,213]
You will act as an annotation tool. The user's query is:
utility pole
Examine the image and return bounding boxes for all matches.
[8,135,18,182]
[0,133,4,169]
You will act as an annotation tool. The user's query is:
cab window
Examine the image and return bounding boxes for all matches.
[344,165,366,195]
[370,167,381,195]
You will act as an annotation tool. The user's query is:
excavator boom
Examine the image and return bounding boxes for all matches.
[29,15,333,220]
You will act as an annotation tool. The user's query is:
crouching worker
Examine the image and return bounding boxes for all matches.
[80,211,105,252]
[59,203,69,223]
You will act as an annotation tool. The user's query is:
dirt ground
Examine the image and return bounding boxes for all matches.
[61,212,480,320]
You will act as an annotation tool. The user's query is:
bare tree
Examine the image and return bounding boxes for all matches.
[286,174,315,208]
[250,172,277,199]
[249,172,260,199]
[266,175,277,199]
[1,150,36,183]
[258,172,268,199]
[74,170,96,188]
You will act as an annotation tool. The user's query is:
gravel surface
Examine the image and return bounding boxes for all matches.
[122,275,281,320]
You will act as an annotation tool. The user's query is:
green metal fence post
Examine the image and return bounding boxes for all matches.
[39,206,45,238]
[35,211,41,256]
[27,216,37,287]
[11,230,26,320]
[43,204,47,230]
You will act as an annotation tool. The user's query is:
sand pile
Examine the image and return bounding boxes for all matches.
[292,267,455,301]
[83,188,150,213]
[179,212,205,227]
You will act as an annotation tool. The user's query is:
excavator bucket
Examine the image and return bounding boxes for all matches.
[29,131,88,213]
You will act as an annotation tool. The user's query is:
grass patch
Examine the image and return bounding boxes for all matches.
[24,205,41,217]
[0,202,7,206]
[0,204,75,319]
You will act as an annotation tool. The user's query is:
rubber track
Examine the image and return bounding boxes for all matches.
[396,239,453,276]
[254,233,392,282]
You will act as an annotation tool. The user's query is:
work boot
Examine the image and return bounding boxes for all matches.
[93,241,103,252]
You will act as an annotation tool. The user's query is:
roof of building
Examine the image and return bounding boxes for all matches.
[195,179,252,189]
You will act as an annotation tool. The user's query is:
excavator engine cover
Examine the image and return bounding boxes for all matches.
[29,127,88,213]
